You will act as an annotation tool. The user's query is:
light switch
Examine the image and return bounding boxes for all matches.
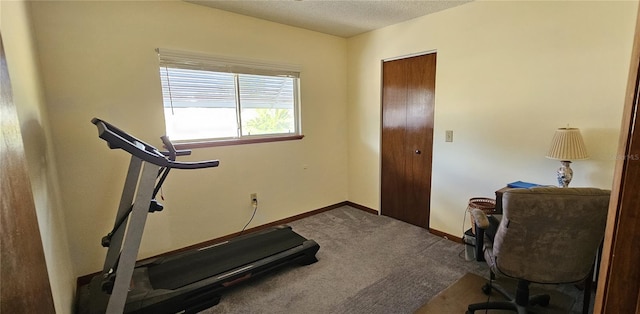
[445,130,453,142]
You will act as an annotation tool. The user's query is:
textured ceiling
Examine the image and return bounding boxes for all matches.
[186,0,472,38]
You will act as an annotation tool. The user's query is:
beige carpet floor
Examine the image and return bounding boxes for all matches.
[199,207,590,313]
[415,272,576,313]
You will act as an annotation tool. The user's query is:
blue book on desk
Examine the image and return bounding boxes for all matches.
[507,181,541,189]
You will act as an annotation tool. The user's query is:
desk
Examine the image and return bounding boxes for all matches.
[493,186,514,214]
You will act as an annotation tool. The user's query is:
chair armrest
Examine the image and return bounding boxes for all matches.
[471,208,490,229]
[469,208,490,262]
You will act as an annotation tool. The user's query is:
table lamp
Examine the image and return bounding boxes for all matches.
[546,127,589,187]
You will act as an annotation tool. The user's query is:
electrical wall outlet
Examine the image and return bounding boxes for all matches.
[250,193,258,205]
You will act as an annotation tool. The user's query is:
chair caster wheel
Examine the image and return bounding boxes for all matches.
[481,283,492,295]
[531,294,551,307]
[539,295,551,307]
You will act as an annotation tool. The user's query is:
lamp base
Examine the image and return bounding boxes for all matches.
[557,160,573,187]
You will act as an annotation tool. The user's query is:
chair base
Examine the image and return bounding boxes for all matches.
[466,280,550,314]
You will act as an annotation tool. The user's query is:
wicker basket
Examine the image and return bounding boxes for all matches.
[468,197,496,213]
[467,197,496,234]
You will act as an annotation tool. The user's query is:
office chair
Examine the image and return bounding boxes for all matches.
[467,187,610,314]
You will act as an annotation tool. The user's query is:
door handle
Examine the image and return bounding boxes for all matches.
[415,150,421,155]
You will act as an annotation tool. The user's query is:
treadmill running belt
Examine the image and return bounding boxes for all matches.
[147,227,306,290]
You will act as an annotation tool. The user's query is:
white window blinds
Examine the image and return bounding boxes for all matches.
[156,48,300,77]
[156,48,301,141]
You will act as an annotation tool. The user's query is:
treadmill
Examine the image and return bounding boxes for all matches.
[78,118,320,314]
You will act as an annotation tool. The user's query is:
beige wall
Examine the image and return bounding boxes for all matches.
[0,1,75,312]
[28,0,349,277]
[347,0,637,236]
[6,0,638,312]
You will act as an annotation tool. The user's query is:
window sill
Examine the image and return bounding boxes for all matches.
[173,134,304,150]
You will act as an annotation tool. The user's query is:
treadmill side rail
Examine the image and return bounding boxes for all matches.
[79,227,319,314]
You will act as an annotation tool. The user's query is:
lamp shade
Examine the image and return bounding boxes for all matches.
[546,128,589,161]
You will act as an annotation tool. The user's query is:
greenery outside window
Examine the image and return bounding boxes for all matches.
[157,48,302,147]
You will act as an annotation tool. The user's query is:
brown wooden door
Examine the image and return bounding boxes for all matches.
[594,3,640,312]
[381,53,436,228]
[0,33,56,313]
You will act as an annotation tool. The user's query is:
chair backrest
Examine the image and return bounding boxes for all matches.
[493,187,610,284]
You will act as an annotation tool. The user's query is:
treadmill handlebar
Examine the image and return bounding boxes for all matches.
[159,136,191,160]
[91,118,219,169]
[160,135,177,161]
[161,149,192,158]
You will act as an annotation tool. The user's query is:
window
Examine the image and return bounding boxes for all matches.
[157,49,302,146]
